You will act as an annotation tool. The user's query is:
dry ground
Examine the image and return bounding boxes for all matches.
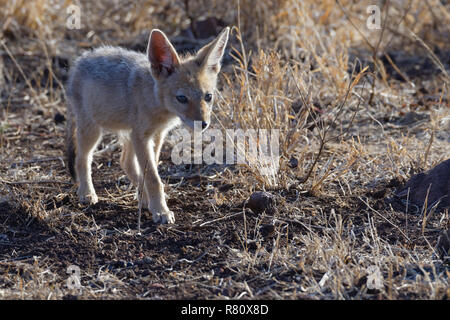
[0,0,449,299]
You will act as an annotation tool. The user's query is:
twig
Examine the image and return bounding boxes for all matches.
[0,179,73,185]
[359,196,411,242]
[383,52,412,84]
[166,249,210,271]
[290,64,367,185]
[197,211,244,227]
[337,0,393,104]
[0,40,43,109]
[406,28,449,83]
[7,156,65,166]
[0,255,34,263]
[94,142,120,156]
[421,184,432,235]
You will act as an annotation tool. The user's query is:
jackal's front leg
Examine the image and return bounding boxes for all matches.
[120,139,150,207]
[153,131,168,164]
[75,124,102,205]
[131,132,174,224]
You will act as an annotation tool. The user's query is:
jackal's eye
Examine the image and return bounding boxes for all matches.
[204,93,212,102]
[176,95,188,104]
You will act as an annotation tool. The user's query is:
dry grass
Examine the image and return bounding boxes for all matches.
[0,0,449,299]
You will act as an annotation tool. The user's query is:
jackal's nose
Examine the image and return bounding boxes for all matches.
[202,121,209,130]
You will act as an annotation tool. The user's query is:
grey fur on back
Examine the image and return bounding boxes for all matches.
[67,46,155,114]
[68,46,151,86]
[65,46,159,179]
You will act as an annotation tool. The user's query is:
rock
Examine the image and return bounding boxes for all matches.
[246,191,275,214]
[54,112,66,124]
[396,159,450,211]
[142,257,152,265]
[288,156,298,168]
[436,230,449,262]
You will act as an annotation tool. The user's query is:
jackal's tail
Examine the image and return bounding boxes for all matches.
[66,101,77,181]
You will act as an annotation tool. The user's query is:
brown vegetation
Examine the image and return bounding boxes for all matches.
[0,0,449,299]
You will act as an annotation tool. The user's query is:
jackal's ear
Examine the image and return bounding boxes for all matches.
[148,29,180,77]
[196,27,230,73]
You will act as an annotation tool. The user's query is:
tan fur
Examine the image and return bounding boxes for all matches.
[66,27,230,224]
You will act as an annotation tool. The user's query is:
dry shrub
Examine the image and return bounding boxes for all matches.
[0,0,65,37]
[0,0,449,300]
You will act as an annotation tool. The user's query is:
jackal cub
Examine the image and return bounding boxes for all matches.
[66,27,230,224]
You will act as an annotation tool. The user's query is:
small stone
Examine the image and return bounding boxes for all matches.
[54,112,66,124]
[289,156,298,168]
[247,191,275,214]
[396,159,449,211]
[143,257,152,264]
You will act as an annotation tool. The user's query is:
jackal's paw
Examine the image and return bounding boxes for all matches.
[161,211,175,224]
[78,193,98,205]
[151,210,175,224]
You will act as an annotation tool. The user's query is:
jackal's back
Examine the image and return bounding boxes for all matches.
[69,46,151,84]
[66,46,155,130]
